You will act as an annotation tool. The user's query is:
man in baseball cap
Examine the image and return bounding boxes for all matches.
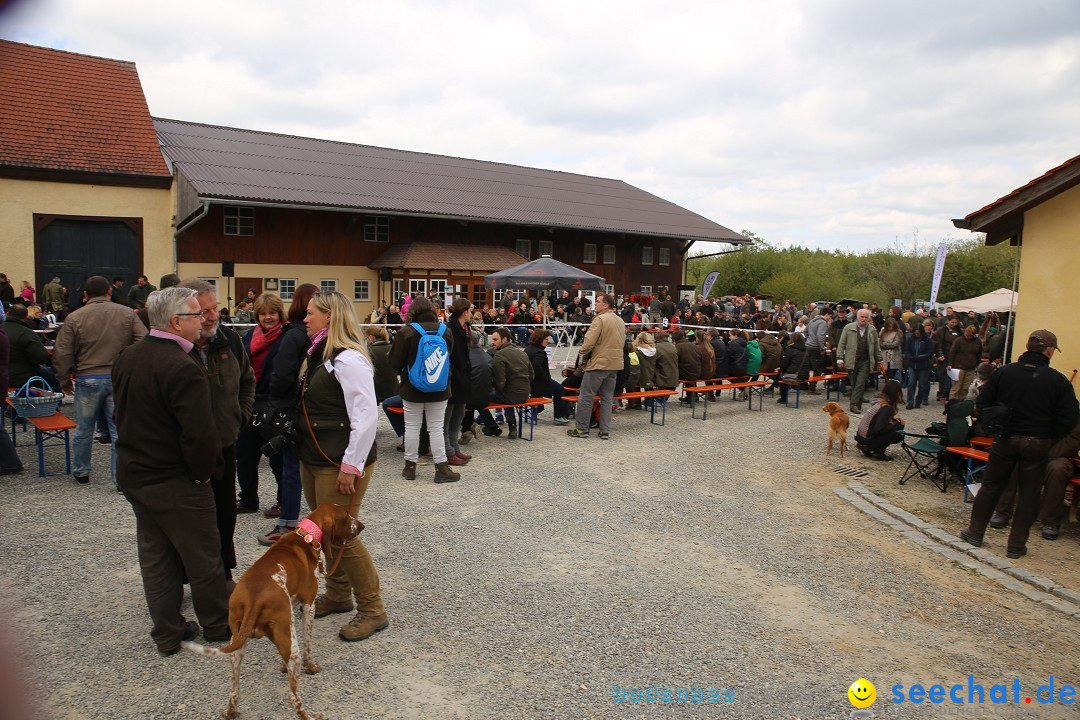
[1027,329,1061,352]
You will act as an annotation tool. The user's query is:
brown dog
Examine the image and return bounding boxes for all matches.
[183,503,363,720]
[822,401,849,457]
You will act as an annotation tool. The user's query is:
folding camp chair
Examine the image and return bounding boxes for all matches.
[900,432,949,492]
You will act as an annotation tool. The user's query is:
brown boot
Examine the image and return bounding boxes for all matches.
[434,462,460,483]
[402,460,417,480]
[339,612,389,642]
[314,594,354,618]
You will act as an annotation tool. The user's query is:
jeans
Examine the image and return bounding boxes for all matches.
[443,401,466,456]
[73,376,116,482]
[937,362,952,398]
[0,421,19,469]
[967,435,1052,551]
[404,399,448,463]
[382,396,405,437]
[906,367,931,406]
[234,420,284,512]
[549,380,570,418]
[573,369,617,434]
[278,446,302,528]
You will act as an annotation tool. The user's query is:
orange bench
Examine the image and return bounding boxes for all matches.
[564,389,678,426]
[386,398,552,440]
[683,380,773,418]
[947,446,989,502]
[5,398,76,477]
[778,372,850,407]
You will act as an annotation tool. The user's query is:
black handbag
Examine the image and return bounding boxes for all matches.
[979,402,1011,436]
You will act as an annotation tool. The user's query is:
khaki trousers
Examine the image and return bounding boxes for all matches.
[300,462,385,616]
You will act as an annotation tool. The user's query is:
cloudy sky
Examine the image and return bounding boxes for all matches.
[4,0,1079,253]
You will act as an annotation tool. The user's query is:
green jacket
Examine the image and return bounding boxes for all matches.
[42,281,65,312]
[3,319,50,387]
[126,282,156,309]
[188,326,255,444]
[491,343,533,404]
[836,322,883,368]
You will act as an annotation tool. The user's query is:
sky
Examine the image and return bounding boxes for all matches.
[3,0,1079,254]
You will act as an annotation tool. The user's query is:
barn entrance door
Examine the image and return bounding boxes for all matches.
[34,215,142,310]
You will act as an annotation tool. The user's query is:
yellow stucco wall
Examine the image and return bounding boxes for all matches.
[0,177,174,290]
[1015,182,1080,384]
[178,262,382,319]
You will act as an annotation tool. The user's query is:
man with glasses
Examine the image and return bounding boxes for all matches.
[113,286,231,655]
[52,275,146,486]
[178,280,255,585]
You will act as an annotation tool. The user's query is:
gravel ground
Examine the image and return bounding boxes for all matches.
[1,384,1077,720]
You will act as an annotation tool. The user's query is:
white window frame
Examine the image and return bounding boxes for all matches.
[223,206,254,236]
[603,284,614,294]
[511,288,528,302]
[392,279,404,302]
[353,279,370,302]
[642,246,653,265]
[583,243,597,263]
[539,240,554,258]
[640,285,652,296]
[279,278,297,301]
[659,247,670,266]
[320,279,337,294]
[409,279,427,297]
[603,245,616,265]
[515,239,530,260]
[429,279,448,299]
[364,215,390,242]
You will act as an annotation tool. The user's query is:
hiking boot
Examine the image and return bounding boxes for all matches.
[74,475,90,486]
[263,502,281,518]
[959,529,983,547]
[989,512,1010,529]
[458,433,472,445]
[434,462,460,483]
[507,423,518,438]
[567,427,589,439]
[402,460,417,480]
[1041,524,1060,541]
[339,612,389,642]
[314,595,354,618]
[258,525,287,547]
[1006,546,1027,559]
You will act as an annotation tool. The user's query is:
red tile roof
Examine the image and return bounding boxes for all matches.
[0,40,171,179]
[371,242,527,271]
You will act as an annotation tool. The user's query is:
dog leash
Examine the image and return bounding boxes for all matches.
[299,369,361,579]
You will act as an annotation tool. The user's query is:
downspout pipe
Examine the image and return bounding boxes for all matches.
[173,200,211,273]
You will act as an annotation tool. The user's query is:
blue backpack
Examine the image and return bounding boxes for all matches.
[407,322,450,392]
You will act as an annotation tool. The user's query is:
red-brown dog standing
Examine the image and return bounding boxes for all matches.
[184,503,363,720]
[823,401,850,458]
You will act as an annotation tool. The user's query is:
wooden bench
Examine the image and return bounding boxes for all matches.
[683,380,773,418]
[5,398,76,477]
[947,446,989,502]
[385,397,552,441]
[564,389,678,426]
[778,372,849,408]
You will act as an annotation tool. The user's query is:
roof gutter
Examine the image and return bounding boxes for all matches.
[191,197,750,246]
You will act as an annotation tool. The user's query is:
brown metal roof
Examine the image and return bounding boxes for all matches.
[154,118,748,244]
[370,242,526,271]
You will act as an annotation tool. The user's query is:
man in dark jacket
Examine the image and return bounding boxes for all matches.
[652,331,679,390]
[961,329,1079,559]
[933,317,961,401]
[2,304,55,389]
[444,299,473,466]
[481,327,533,437]
[673,331,701,404]
[0,326,23,474]
[178,280,255,580]
[112,286,231,655]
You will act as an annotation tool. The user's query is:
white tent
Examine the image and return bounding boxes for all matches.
[945,287,1017,314]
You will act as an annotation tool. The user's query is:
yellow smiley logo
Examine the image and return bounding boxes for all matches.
[848,678,876,709]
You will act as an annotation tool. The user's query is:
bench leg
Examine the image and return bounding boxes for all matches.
[37,428,46,477]
[64,428,72,474]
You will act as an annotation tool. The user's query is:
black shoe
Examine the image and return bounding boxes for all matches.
[1006,546,1027,559]
[905,403,914,410]
[481,426,502,437]
[989,512,1010,529]
[858,445,873,458]
[96,435,112,445]
[158,620,200,656]
[0,465,24,476]
[506,424,517,438]
[1041,525,1059,541]
[598,431,610,440]
[74,475,90,485]
[871,452,893,461]
[959,529,983,547]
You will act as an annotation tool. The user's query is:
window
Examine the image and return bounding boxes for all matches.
[429,279,447,301]
[603,284,614,295]
[409,279,427,296]
[515,239,530,260]
[223,206,254,236]
[197,277,219,295]
[364,215,390,242]
[539,240,553,258]
[392,279,404,302]
[353,280,370,302]
[659,247,670,266]
[279,279,297,301]
[603,245,616,264]
[642,246,653,265]
[320,279,337,294]
[583,243,597,263]
[471,285,486,307]
[511,288,528,302]
[640,285,653,296]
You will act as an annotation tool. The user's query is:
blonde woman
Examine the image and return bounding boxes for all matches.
[297,291,387,641]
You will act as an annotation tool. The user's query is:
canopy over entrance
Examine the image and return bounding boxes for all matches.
[945,287,1017,314]
[485,256,605,293]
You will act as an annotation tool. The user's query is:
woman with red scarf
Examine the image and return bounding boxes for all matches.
[235,294,288,542]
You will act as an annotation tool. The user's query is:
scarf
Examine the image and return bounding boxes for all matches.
[249,323,283,382]
[307,328,328,356]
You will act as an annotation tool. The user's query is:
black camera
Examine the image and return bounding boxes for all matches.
[258,410,297,457]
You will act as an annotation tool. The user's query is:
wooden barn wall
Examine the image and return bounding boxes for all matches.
[178,205,687,293]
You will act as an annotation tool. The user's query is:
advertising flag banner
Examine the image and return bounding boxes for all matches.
[702,271,720,298]
[929,242,948,306]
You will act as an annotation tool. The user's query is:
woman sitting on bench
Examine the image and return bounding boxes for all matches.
[855,379,906,461]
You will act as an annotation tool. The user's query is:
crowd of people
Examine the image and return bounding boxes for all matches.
[2,270,1078,654]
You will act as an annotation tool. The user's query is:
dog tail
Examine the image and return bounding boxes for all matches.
[181,640,226,657]
[217,608,258,654]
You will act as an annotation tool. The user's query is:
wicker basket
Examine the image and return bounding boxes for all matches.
[7,376,64,418]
